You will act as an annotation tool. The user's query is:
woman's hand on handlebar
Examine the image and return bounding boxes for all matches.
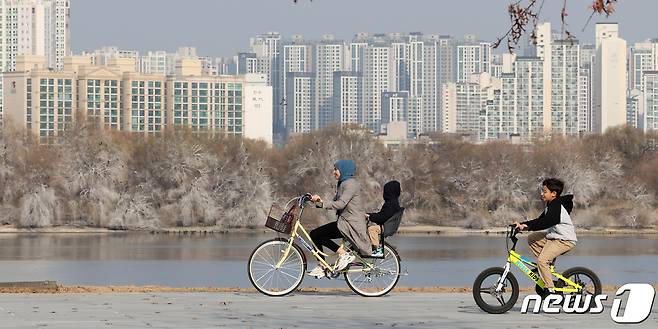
[310,195,322,203]
[512,222,527,231]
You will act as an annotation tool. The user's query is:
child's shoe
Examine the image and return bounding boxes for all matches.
[371,246,384,258]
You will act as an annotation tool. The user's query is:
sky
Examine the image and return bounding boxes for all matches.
[71,0,658,57]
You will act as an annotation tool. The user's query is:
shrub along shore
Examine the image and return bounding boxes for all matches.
[1,122,657,230]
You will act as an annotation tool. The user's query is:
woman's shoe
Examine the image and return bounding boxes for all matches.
[335,253,356,271]
[307,265,326,278]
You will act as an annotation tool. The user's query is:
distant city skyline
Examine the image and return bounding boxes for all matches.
[4,1,658,144]
[71,0,658,57]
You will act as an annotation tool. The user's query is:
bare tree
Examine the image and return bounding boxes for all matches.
[495,0,619,52]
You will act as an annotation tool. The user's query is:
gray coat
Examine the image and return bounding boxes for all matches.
[323,178,370,255]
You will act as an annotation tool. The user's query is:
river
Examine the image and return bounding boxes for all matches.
[0,233,656,288]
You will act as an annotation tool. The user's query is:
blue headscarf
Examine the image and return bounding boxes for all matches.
[334,159,356,183]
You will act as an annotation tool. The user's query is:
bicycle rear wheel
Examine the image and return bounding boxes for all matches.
[247,238,306,296]
[344,243,401,297]
[560,266,602,309]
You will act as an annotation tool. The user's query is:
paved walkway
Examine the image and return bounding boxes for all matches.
[0,292,655,328]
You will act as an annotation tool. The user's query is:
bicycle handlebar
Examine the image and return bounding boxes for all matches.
[507,224,520,251]
[284,193,314,209]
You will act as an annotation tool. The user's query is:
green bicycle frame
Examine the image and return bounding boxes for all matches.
[503,250,582,293]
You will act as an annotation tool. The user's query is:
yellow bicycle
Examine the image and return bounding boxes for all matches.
[247,193,403,297]
[473,225,602,313]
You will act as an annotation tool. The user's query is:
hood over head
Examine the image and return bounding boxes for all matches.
[560,194,574,214]
[383,180,401,201]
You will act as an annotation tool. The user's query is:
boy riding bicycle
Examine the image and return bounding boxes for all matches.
[513,178,577,294]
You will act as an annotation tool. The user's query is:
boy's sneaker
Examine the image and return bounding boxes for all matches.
[371,247,384,258]
[335,253,356,271]
[307,265,326,278]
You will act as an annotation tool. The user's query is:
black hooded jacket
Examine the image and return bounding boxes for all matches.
[522,195,574,231]
[367,181,402,225]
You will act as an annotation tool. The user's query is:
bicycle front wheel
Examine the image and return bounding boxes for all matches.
[472,267,519,314]
[344,243,401,297]
[247,238,306,296]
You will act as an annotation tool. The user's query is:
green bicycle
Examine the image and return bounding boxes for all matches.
[473,225,602,314]
[247,193,404,297]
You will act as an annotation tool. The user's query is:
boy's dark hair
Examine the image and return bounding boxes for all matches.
[543,178,564,196]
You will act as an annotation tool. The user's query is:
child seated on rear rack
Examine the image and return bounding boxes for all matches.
[365,180,402,257]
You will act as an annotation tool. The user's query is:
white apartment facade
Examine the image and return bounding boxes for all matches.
[456,38,491,83]
[285,71,314,134]
[629,40,658,91]
[550,40,581,136]
[643,71,658,132]
[578,67,591,134]
[515,57,545,138]
[0,0,69,71]
[362,44,392,131]
[381,91,408,128]
[281,38,312,129]
[593,23,627,133]
[315,36,346,129]
[332,71,361,125]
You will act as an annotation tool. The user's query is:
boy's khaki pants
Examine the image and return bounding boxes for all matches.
[367,225,381,247]
[527,232,575,289]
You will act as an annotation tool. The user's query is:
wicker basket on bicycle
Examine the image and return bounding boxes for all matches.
[265,203,298,234]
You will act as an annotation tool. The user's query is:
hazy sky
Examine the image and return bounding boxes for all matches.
[72,0,658,57]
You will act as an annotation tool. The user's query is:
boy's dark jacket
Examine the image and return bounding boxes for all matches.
[367,181,402,225]
[522,195,574,231]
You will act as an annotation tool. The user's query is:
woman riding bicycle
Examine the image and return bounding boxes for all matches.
[308,159,371,278]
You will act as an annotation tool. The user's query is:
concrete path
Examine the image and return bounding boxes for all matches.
[0,292,655,328]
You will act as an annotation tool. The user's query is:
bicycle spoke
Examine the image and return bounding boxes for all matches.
[357,276,368,289]
[584,285,595,295]
[263,246,274,265]
[252,260,274,268]
[479,287,494,295]
[281,253,300,266]
[278,268,300,281]
[249,241,304,294]
[254,268,275,284]
[279,262,301,272]
[261,269,275,288]
[345,249,400,296]
[378,257,393,268]
[496,295,506,306]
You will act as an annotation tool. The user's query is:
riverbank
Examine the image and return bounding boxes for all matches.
[1,224,657,235]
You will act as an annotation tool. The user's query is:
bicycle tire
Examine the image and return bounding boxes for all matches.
[344,243,401,297]
[247,238,307,297]
[473,267,519,314]
[561,266,602,307]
